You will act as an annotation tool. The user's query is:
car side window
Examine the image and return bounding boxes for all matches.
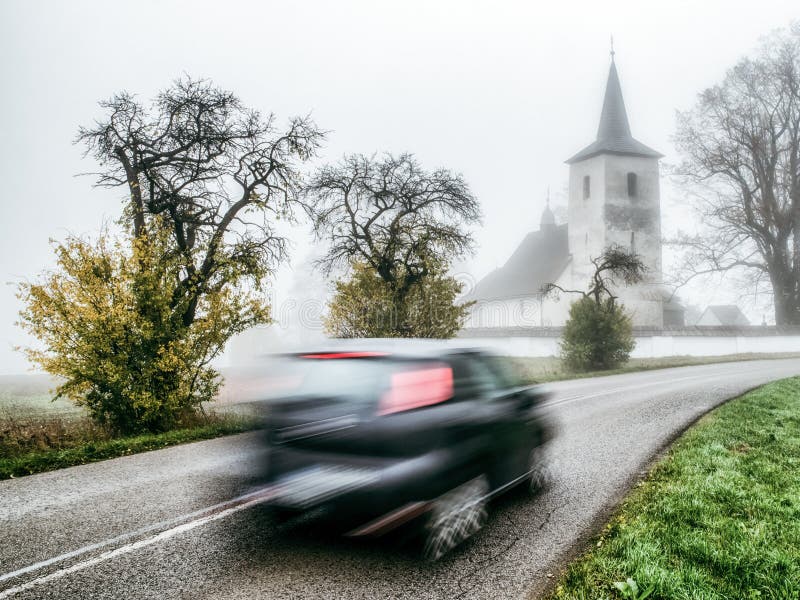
[448,356,476,401]
[481,355,520,389]
[447,354,502,401]
[466,356,503,397]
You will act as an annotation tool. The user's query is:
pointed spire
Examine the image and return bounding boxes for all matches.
[565,44,663,164]
[540,187,555,228]
[596,60,632,141]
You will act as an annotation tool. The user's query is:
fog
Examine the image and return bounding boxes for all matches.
[1,0,798,373]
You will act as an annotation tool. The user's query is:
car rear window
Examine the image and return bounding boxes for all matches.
[280,356,454,412]
[289,357,394,405]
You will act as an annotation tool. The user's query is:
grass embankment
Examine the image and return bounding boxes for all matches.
[549,376,800,600]
[0,374,261,480]
[0,418,256,480]
[508,352,800,384]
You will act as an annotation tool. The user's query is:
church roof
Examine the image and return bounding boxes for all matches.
[465,224,570,301]
[698,305,750,327]
[566,60,663,164]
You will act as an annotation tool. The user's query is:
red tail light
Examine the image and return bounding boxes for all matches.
[378,366,454,416]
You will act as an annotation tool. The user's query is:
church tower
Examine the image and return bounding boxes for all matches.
[565,51,665,327]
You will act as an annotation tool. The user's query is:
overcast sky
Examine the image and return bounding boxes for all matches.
[1,0,798,373]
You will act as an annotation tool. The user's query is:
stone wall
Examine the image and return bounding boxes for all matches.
[463,263,575,328]
[456,326,800,358]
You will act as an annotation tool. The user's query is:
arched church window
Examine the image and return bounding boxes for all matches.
[627,172,637,198]
[583,175,590,199]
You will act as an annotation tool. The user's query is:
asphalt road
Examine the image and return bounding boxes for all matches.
[2,358,799,600]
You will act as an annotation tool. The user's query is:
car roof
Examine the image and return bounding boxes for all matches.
[280,338,487,359]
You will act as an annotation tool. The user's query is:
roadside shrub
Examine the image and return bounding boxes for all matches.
[17,227,270,435]
[324,261,472,338]
[560,296,634,371]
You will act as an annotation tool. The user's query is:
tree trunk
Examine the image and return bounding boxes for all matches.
[114,147,146,238]
[771,271,800,325]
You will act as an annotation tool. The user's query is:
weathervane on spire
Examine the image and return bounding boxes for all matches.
[610,35,615,62]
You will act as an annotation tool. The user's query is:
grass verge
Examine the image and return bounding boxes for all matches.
[548,376,800,600]
[508,352,800,385]
[0,416,260,480]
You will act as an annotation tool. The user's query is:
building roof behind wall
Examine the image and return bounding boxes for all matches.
[464,224,570,301]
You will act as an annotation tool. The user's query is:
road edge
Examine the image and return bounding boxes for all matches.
[524,382,767,600]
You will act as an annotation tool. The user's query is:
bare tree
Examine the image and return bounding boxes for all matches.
[78,77,324,326]
[542,245,647,305]
[304,153,481,299]
[672,24,800,325]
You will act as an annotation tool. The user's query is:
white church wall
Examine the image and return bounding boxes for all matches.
[568,155,607,286]
[464,258,575,328]
[615,289,665,329]
[603,155,662,273]
[540,262,574,326]
[465,297,542,328]
[604,154,664,328]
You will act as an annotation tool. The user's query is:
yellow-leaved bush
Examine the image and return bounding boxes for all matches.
[324,261,472,339]
[18,225,270,434]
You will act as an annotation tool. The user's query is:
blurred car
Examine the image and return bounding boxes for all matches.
[261,340,553,560]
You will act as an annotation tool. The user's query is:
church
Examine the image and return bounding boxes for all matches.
[465,53,683,330]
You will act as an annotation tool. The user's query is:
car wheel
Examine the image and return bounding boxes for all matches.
[527,447,552,494]
[423,475,489,562]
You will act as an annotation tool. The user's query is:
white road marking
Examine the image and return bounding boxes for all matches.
[542,372,709,408]
[542,365,778,409]
[0,487,274,598]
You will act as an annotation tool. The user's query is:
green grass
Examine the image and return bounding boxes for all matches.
[0,374,83,421]
[0,374,263,479]
[0,370,270,480]
[548,376,800,600]
[507,352,800,385]
[0,417,259,480]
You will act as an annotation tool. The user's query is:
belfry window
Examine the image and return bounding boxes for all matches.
[627,172,637,198]
[583,175,590,199]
